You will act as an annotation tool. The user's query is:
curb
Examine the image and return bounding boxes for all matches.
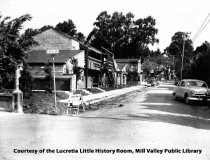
[58,85,147,106]
[83,85,147,105]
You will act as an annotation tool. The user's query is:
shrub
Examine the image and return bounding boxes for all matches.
[23,92,68,114]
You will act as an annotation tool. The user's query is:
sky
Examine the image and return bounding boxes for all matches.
[1,0,210,51]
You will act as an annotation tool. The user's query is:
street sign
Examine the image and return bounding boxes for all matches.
[46,50,59,54]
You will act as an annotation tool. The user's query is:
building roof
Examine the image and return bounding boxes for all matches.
[34,28,104,55]
[27,50,83,63]
[115,59,140,63]
[117,63,127,71]
[79,42,103,55]
[35,28,81,43]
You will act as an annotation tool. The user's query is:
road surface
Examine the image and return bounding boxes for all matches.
[0,81,210,160]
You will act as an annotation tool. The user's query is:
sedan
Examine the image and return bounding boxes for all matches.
[172,79,210,104]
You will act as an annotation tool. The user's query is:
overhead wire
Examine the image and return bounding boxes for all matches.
[192,13,210,42]
[193,18,210,42]
[192,13,210,40]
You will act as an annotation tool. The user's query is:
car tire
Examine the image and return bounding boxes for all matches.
[184,94,190,104]
[173,93,178,100]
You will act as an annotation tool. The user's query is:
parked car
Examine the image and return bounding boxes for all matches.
[172,79,210,104]
[147,77,158,86]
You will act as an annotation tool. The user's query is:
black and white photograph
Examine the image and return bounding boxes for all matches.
[0,0,210,159]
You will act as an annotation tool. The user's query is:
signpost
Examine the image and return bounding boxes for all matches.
[46,50,59,113]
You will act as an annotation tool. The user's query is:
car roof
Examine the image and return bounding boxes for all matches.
[181,79,205,82]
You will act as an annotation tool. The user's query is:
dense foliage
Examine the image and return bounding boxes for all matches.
[0,14,36,91]
[23,92,69,114]
[55,19,85,41]
[164,31,194,79]
[87,11,159,59]
[190,41,210,85]
[24,19,86,42]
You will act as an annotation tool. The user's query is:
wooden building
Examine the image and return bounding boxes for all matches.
[115,58,142,85]
[27,28,116,91]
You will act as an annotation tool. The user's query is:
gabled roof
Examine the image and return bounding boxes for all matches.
[117,63,127,71]
[36,28,104,55]
[34,28,81,43]
[27,50,83,63]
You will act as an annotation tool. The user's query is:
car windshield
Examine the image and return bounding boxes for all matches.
[186,81,207,88]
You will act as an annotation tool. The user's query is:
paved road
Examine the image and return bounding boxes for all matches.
[0,82,210,160]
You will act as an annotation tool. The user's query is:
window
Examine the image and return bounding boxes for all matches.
[197,81,207,88]
[186,81,197,86]
[180,81,185,86]
[185,81,207,88]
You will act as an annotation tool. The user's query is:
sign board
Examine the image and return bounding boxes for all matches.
[46,50,59,54]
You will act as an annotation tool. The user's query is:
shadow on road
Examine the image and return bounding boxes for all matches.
[126,84,210,130]
[80,82,210,130]
[127,112,210,130]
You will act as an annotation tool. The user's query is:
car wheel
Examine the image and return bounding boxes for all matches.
[173,93,178,100]
[184,94,190,104]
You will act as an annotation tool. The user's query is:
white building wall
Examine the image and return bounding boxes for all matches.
[73,51,85,68]
[71,39,80,50]
[33,29,73,50]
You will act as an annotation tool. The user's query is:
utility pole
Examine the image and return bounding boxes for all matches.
[180,32,191,80]
[46,50,59,113]
[52,56,57,113]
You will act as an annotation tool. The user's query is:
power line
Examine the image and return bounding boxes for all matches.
[192,13,210,41]
[193,13,210,42]
[193,18,210,42]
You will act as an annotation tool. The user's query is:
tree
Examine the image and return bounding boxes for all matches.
[39,25,53,32]
[165,31,193,79]
[87,11,159,59]
[193,41,210,58]
[0,14,36,90]
[55,19,77,37]
[19,28,39,49]
[87,11,111,50]
[166,32,193,57]
[142,59,159,77]
[190,41,210,85]
[19,66,33,97]
[75,32,85,42]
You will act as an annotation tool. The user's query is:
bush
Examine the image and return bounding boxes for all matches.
[20,67,33,98]
[23,92,68,114]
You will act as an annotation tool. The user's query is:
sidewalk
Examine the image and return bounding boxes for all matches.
[59,85,147,106]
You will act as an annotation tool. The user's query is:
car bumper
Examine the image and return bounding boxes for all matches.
[188,96,210,101]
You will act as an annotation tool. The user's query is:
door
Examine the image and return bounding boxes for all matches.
[175,81,185,98]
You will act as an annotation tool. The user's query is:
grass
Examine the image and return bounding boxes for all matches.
[21,82,141,115]
[23,91,69,115]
